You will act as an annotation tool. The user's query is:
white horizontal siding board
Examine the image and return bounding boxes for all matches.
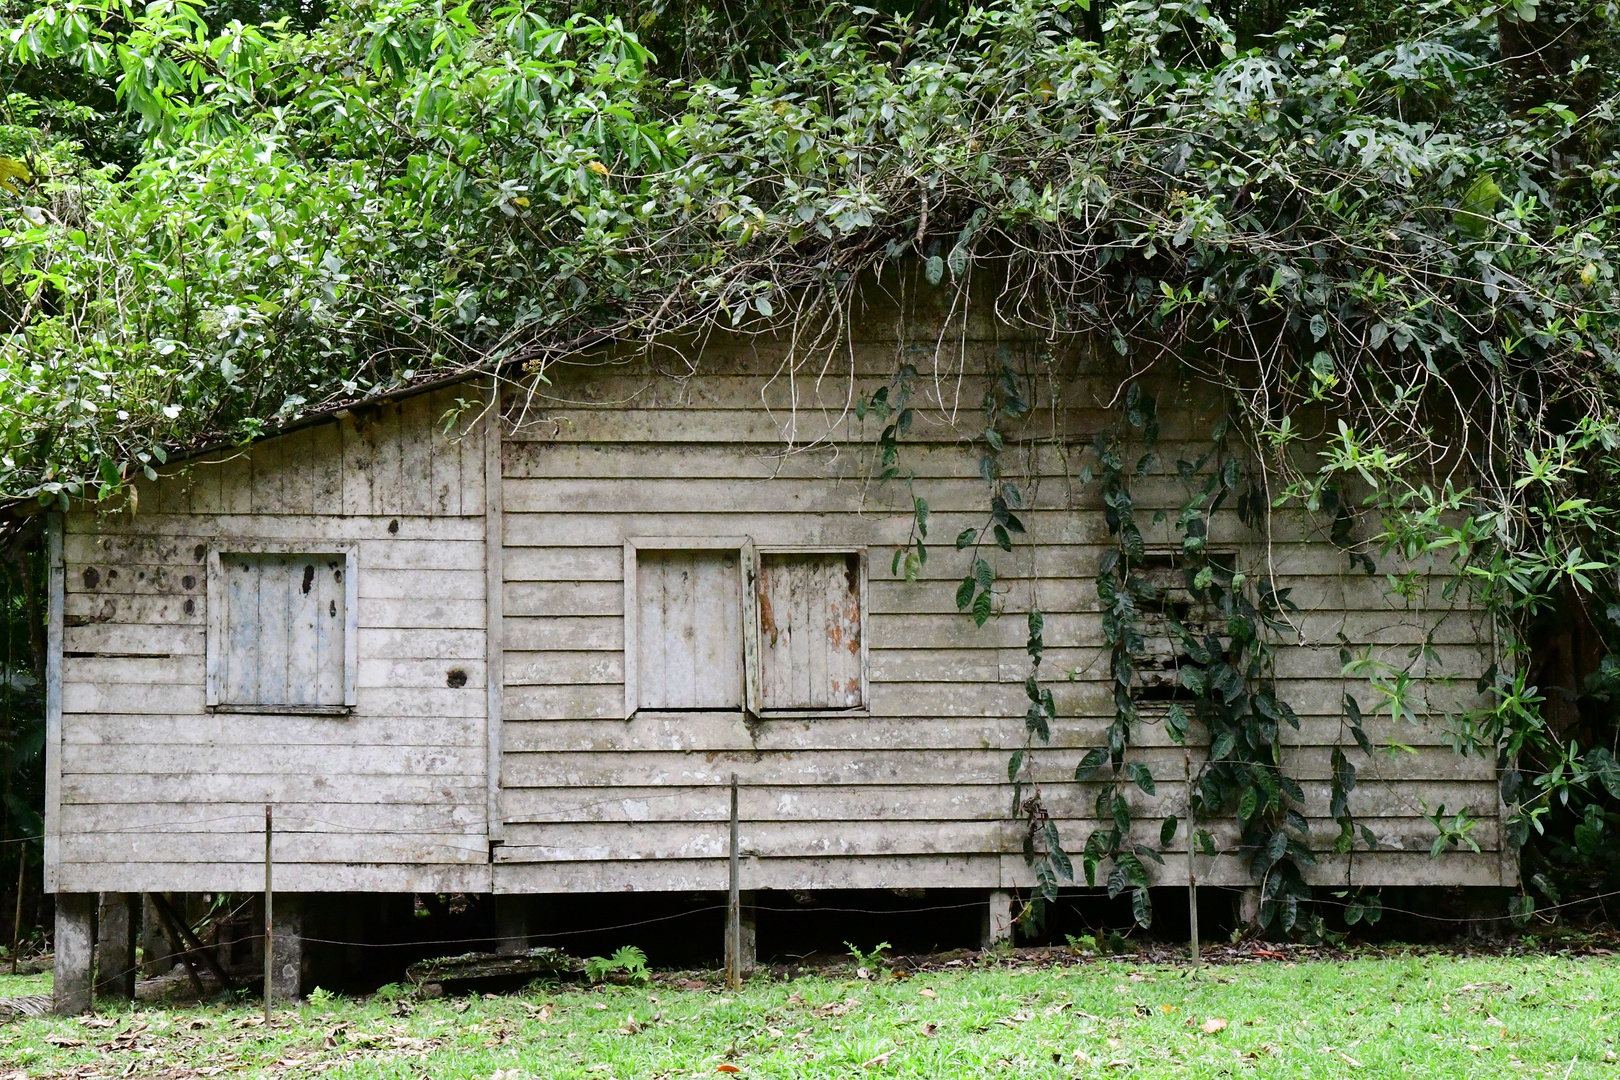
[64,713,484,748]
[57,863,493,895]
[62,800,487,834]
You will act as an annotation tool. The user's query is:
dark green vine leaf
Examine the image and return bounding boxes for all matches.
[1074,747,1108,781]
[1126,761,1156,796]
[955,575,976,612]
[1024,702,1050,742]
[1131,886,1153,928]
[924,254,944,286]
[955,527,978,549]
[974,558,994,591]
[971,588,994,627]
[1165,703,1189,743]
[1160,814,1178,846]
[1045,821,1074,881]
[1007,748,1024,783]
[1237,784,1259,822]
[1112,794,1131,836]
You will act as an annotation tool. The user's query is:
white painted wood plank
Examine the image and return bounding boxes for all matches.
[357,568,484,600]
[61,772,487,804]
[44,514,64,891]
[63,713,483,747]
[56,862,492,894]
[63,623,204,656]
[64,681,486,717]
[501,745,1495,788]
[500,779,1496,825]
[61,800,487,833]
[492,855,1002,893]
[62,742,486,776]
[503,615,622,650]
[505,583,622,619]
[61,832,487,865]
[398,393,434,517]
[498,712,1472,754]
[484,379,502,840]
[505,546,621,582]
[358,627,484,659]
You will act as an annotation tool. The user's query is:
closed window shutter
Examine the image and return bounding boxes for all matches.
[757,552,863,710]
[221,553,347,706]
[635,549,743,710]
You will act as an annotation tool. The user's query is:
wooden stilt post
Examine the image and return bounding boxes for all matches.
[150,896,206,999]
[264,806,273,1025]
[10,843,25,975]
[727,774,741,991]
[1186,750,1201,969]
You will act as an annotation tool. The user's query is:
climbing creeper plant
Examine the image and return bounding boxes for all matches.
[1009,382,1329,932]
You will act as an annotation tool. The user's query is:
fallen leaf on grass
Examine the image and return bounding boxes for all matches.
[715,1066,741,1074]
[619,1015,642,1035]
[1338,1051,1363,1068]
[84,1018,116,1029]
[45,1036,85,1047]
[921,1023,938,1037]
[860,1050,894,1069]
[918,988,937,999]
[1200,1018,1228,1034]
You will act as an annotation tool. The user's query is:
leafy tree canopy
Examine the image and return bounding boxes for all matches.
[0,0,1612,516]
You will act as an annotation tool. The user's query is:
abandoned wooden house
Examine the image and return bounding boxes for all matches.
[40,288,1508,1010]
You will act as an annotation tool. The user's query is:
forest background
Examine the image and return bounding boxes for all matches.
[2,0,1620,944]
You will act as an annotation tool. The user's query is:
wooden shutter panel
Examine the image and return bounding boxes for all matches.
[757,552,864,710]
[220,553,347,707]
[635,549,744,710]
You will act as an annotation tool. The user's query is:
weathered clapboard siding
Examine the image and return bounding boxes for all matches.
[50,321,1507,901]
[496,350,1504,895]
[50,387,492,894]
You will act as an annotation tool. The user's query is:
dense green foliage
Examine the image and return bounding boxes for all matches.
[7,0,1620,929]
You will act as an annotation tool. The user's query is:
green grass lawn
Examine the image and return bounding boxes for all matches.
[0,968,48,998]
[1,951,1617,1078]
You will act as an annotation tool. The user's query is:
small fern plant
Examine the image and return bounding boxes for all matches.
[584,945,650,984]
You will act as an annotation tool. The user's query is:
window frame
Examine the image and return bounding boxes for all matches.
[753,545,869,718]
[622,538,869,720]
[205,541,359,715]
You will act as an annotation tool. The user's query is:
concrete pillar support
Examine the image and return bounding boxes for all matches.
[269,893,305,1002]
[94,893,137,1000]
[982,890,1013,948]
[140,894,178,977]
[54,893,95,1015]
